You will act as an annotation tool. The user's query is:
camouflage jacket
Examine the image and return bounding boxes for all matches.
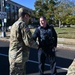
[9,20,38,63]
[66,59,75,75]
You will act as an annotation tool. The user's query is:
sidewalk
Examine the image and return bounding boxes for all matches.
[57,38,75,50]
[0,36,75,50]
[0,37,9,47]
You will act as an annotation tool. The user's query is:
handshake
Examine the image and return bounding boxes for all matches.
[30,40,39,49]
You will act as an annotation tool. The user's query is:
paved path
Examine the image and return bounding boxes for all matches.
[57,38,75,50]
[0,37,75,75]
[0,47,75,75]
[0,37,75,50]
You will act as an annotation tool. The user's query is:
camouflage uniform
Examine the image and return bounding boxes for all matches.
[66,59,75,75]
[9,20,38,75]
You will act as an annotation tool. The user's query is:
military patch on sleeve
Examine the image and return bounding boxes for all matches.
[25,28,30,32]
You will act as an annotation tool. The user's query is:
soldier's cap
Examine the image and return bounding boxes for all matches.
[24,11,30,17]
[19,7,30,17]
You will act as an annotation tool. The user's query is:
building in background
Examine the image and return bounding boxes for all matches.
[0,0,34,27]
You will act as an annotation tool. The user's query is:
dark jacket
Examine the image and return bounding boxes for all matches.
[32,25,57,50]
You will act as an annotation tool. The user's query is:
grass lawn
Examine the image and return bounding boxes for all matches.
[31,27,75,39]
[54,27,75,39]
[0,27,74,39]
[0,27,74,45]
[30,27,75,45]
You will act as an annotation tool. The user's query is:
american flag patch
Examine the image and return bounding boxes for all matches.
[25,28,30,32]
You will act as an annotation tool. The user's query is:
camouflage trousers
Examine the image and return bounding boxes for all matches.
[9,61,26,75]
[66,59,75,75]
[9,56,29,75]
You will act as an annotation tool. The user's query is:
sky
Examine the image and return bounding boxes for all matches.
[11,0,75,10]
[12,0,36,10]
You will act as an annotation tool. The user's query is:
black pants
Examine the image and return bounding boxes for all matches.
[38,48,57,75]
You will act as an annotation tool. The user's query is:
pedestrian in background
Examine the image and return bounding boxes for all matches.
[32,16,57,75]
[9,7,38,75]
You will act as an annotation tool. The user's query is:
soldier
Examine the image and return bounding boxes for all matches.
[9,7,38,75]
[66,59,75,75]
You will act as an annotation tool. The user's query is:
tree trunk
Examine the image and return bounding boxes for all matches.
[59,20,61,28]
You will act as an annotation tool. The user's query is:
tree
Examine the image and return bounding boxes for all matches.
[34,0,59,24]
[34,0,75,27]
[65,16,75,25]
[54,0,74,27]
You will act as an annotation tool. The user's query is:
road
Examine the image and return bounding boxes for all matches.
[0,47,75,75]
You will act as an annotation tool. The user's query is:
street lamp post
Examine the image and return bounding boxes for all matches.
[1,0,6,37]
